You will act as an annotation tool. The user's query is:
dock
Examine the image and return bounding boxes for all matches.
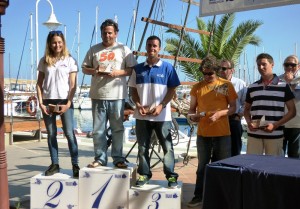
[4,116,63,145]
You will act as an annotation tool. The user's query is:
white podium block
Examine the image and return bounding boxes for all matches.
[30,172,79,209]
[106,162,137,187]
[79,163,136,209]
[128,180,182,209]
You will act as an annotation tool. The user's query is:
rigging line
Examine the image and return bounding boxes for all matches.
[181,2,184,25]
[160,0,166,50]
[126,16,133,46]
[14,16,30,93]
[157,0,165,37]
[130,0,140,50]
[151,3,157,34]
[173,0,191,68]
[151,0,160,35]
[206,15,216,57]
[136,0,158,60]
[78,25,96,96]
[71,23,79,54]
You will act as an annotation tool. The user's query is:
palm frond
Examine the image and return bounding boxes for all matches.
[165,13,263,81]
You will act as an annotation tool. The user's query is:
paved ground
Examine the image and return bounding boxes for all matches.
[5,132,201,209]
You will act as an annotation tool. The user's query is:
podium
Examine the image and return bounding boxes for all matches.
[31,163,182,209]
[30,172,79,209]
[79,163,136,209]
[128,180,182,209]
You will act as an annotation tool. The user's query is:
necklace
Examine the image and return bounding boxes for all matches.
[262,75,274,90]
[263,76,274,86]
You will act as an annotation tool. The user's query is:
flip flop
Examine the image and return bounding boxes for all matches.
[87,161,103,168]
[115,162,128,168]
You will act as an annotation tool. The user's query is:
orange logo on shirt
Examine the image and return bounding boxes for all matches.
[99,51,115,62]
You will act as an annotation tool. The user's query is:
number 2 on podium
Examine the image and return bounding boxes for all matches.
[44,181,63,208]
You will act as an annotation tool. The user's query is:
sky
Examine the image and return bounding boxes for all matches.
[2,0,300,86]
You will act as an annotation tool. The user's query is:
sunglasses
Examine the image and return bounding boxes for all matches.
[283,63,298,68]
[203,72,215,76]
[220,67,231,71]
[49,30,63,35]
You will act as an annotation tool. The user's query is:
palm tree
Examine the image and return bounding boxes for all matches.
[164,13,263,81]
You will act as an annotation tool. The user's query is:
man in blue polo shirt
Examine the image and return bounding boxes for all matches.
[128,35,180,188]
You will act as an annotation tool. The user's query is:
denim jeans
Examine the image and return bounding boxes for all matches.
[283,128,300,158]
[229,119,243,156]
[135,119,178,179]
[43,99,78,165]
[194,135,231,199]
[92,99,125,165]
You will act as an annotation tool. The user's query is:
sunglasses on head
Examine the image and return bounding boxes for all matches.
[49,30,63,35]
[203,72,215,76]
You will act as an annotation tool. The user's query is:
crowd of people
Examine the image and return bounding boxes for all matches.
[36,18,299,208]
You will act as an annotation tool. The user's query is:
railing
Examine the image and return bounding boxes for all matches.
[4,92,42,145]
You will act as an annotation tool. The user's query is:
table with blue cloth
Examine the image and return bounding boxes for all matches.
[202,154,300,209]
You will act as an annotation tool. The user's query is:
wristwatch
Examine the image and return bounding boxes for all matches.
[160,101,166,108]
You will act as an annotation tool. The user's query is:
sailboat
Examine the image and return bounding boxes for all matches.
[69,11,93,110]
[4,13,37,117]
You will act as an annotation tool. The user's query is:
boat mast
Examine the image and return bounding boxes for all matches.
[76,11,80,100]
[254,46,257,82]
[244,51,247,84]
[64,24,67,41]
[114,15,118,42]
[238,56,241,79]
[132,9,136,50]
[30,13,34,91]
[95,6,99,44]
[77,11,80,67]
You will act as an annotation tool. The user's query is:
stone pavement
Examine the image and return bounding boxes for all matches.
[6,133,201,209]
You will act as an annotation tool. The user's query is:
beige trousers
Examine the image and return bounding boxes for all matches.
[247,136,283,156]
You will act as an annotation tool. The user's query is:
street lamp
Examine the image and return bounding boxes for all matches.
[0,1,11,208]
[35,0,61,70]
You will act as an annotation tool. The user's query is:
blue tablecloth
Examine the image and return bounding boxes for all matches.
[203,154,300,209]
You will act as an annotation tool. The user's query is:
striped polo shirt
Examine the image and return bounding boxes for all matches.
[245,74,294,139]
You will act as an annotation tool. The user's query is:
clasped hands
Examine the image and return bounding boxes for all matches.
[248,121,275,133]
[41,104,70,116]
[137,104,163,116]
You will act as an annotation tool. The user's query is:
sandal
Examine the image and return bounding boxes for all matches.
[115,162,128,168]
[87,161,103,168]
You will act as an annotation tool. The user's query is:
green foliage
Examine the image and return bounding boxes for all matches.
[165,13,263,81]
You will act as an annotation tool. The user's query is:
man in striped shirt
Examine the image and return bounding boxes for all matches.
[244,53,296,156]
